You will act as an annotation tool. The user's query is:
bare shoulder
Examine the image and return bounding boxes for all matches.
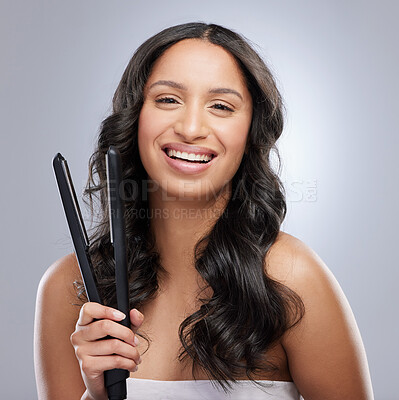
[266,230,360,342]
[37,252,84,316]
[265,230,329,283]
[34,253,86,399]
[265,231,374,399]
[40,252,82,287]
[266,231,349,315]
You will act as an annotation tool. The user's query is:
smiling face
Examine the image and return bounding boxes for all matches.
[138,39,253,203]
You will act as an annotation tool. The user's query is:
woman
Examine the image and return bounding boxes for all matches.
[34,22,374,399]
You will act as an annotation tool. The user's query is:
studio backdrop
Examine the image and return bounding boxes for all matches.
[0,1,397,398]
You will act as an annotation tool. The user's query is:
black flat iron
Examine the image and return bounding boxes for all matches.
[53,146,130,400]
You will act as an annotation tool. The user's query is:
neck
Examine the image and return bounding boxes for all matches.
[147,184,230,288]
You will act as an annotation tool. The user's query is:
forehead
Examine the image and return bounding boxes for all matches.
[146,39,248,90]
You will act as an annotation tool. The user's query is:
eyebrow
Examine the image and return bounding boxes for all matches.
[148,80,243,101]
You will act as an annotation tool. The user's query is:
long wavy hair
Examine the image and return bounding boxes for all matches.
[78,22,304,392]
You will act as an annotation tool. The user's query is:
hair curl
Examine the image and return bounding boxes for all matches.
[78,22,304,393]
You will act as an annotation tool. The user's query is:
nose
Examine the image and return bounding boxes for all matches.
[173,104,210,141]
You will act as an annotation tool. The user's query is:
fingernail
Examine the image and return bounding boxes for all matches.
[134,309,144,320]
[134,336,140,346]
[113,310,126,320]
[133,365,138,372]
[138,356,142,364]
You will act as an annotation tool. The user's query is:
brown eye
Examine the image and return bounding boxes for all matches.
[212,103,234,112]
[155,97,179,104]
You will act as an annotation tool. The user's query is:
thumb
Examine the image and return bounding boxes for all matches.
[130,308,144,333]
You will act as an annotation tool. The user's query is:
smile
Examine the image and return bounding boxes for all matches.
[164,148,213,163]
[161,146,217,175]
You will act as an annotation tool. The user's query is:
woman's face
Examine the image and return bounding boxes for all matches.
[138,39,253,202]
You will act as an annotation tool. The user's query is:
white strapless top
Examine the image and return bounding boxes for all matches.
[126,378,303,399]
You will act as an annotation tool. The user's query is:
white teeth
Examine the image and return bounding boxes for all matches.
[166,148,213,162]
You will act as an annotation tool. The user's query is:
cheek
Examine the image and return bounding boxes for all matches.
[221,119,251,157]
[138,107,153,142]
[137,109,154,172]
[138,104,173,153]
[137,106,159,157]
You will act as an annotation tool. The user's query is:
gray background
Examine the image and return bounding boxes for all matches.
[1,0,397,398]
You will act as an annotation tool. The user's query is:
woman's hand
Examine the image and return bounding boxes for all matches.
[70,303,144,400]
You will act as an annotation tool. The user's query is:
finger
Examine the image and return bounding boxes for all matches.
[77,302,126,327]
[130,309,144,334]
[85,338,142,365]
[81,318,137,346]
[84,354,139,375]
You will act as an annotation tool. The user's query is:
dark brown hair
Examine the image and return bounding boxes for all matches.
[80,22,304,393]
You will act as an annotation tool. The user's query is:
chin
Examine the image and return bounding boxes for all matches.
[151,179,230,205]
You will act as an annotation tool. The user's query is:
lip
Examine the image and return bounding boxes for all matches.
[161,143,217,157]
[161,145,217,175]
